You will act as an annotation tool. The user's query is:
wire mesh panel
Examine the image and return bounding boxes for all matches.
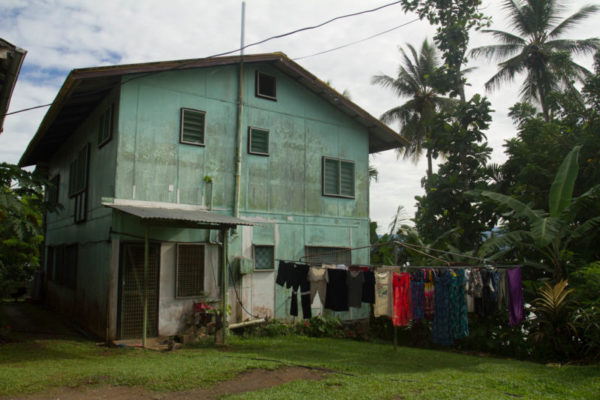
[254,245,274,270]
[305,246,352,265]
[119,243,160,339]
[176,244,205,298]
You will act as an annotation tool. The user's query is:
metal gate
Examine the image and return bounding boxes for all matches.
[118,243,160,339]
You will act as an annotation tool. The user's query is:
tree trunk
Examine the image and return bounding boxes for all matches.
[426,149,433,178]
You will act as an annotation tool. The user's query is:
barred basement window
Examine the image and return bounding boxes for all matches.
[176,244,205,298]
[305,246,352,265]
[255,71,277,101]
[53,244,77,289]
[64,244,78,289]
[248,127,269,156]
[180,108,206,146]
[97,104,113,147]
[322,157,355,198]
[253,245,274,271]
[46,246,55,281]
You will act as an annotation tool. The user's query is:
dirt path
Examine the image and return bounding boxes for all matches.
[2,367,327,400]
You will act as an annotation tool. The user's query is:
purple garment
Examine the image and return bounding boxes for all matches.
[507,267,524,326]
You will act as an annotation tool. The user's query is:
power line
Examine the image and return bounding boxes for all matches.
[294,18,420,61]
[2,1,404,118]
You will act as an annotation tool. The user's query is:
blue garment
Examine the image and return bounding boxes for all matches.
[432,271,453,346]
[450,270,469,339]
[411,271,425,321]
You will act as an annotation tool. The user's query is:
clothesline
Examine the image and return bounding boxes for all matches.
[278,239,521,269]
[274,259,520,270]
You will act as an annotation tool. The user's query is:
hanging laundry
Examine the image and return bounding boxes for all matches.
[325,269,349,312]
[308,267,327,306]
[289,263,311,319]
[347,270,364,308]
[276,261,295,288]
[496,270,508,312]
[432,270,453,346]
[374,270,392,317]
[392,272,412,327]
[361,269,375,304]
[450,270,469,339]
[465,269,475,313]
[478,270,497,316]
[507,267,525,326]
[410,271,425,322]
[424,270,435,320]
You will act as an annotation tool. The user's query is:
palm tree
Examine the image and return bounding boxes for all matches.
[471,0,600,121]
[372,39,453,177]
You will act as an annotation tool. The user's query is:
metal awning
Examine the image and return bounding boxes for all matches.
[105,203,254,228]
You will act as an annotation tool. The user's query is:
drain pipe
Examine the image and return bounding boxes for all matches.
[233,0,245,218]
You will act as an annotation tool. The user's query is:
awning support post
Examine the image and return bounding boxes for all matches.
[216,226,229,345]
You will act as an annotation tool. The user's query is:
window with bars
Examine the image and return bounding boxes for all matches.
[46,246,55,281]
[248,127,269,156]
[180,108,206,146]
[322,156,355,198]
[253,245,274,271]
[176,244,205,298]
[255,71,277,101]
[305,246,352,265]
[97,105,113,147]
[49,244,77,289]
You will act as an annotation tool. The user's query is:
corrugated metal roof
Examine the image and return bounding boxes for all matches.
[106,204,254,226]
[19,52,407,166]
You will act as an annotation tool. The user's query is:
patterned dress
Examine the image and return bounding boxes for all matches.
[450,270,469,339]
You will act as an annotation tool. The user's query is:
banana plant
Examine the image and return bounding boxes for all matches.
[469,146,600,279]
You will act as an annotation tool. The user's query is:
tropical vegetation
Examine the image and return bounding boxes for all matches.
[471,0,600,120]
[371,0,600,362]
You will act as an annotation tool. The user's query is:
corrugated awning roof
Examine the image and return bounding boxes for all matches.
[20,52,407,166]
[105,204,254,227]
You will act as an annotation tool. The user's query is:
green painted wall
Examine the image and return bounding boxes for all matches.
[44,60,374,337]
[44,88,119,338]
[114,62,371,322]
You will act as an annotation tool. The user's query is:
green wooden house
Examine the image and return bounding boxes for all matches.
[20,53,406,340]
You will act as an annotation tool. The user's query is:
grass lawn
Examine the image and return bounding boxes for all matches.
[1,305,599,399]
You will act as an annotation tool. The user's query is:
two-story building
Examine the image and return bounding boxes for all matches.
[20,52,406,340]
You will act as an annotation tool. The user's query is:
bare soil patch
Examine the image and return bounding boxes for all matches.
[2,366,327,400]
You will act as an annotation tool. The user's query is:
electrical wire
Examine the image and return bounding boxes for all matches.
[228,262,262,320]
[294,18,420,61]
[2,0,404,118]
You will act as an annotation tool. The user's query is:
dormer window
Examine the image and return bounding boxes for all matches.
[255,71,277,101]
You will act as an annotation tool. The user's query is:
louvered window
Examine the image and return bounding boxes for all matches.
[255,71,277,101]
[322,157,355,198]
[176,244,205,298]
[305,247,352,265]
[254,245,274,270]
[180,108,206,146]
[97,105,113,147]
[248,127,269,156]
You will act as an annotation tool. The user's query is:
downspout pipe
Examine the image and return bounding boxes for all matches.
[233,0,245,218]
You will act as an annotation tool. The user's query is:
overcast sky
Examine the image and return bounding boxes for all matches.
[1,0,598,233]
